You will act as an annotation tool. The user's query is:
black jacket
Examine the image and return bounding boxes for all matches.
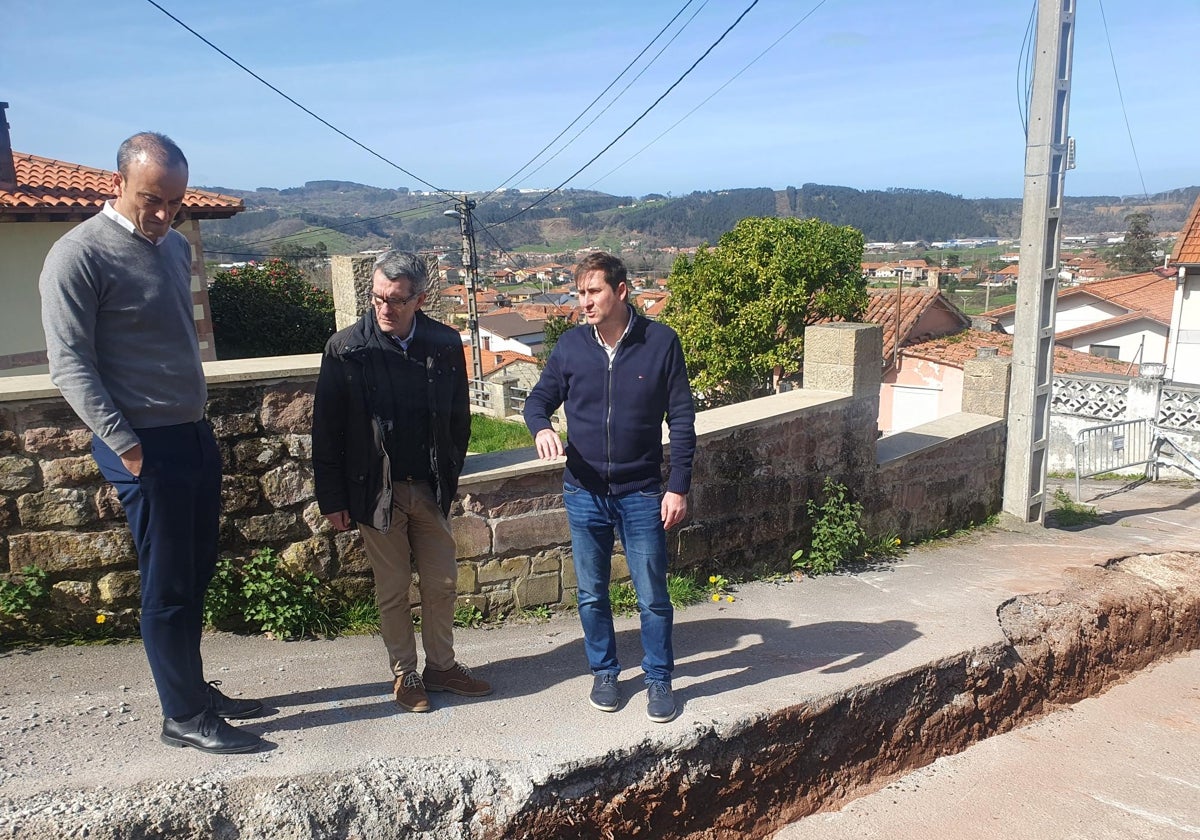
[312,309,470,529]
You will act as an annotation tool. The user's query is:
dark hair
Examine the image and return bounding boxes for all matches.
[116,132,188,177]
[574,252,627,292]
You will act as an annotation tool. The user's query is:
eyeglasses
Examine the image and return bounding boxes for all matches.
[370,291,420,310]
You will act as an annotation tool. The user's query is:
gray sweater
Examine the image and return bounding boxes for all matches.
[39,213,207,455]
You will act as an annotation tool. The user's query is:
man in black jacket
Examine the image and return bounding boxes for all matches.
[313,250,491,712]
[524,252,696,723]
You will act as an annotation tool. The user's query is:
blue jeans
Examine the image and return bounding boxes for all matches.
[562,483,674,684]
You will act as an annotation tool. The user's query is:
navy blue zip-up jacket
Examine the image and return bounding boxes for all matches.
[524,306,696,497]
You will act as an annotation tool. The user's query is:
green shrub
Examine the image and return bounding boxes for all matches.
[203,549,337,640]
[791,477,866,575]
[0,565,50,618]
[209,259,334,359]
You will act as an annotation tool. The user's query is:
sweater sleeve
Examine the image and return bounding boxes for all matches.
[39,238,140,455]
[523,342,566,436]
[663,332,697,495]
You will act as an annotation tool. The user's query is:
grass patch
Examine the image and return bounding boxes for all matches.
[1048,487,1101,527]
[470,414,533,453]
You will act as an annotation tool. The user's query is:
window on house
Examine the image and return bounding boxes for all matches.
[1089,344,1120,359]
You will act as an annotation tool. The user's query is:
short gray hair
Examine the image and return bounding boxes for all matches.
[116,132,188,177]
[373,249,429,295]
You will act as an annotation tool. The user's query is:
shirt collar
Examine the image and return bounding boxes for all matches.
[592,304,635,355]
[101,200,171,246]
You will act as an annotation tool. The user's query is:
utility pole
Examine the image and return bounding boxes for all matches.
[1003,0,1076,523]
[447,197,484,383]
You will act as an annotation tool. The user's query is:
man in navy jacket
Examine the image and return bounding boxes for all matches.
[524,252,696,723]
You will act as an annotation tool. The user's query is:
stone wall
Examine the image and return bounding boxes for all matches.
[0,325,1012,628]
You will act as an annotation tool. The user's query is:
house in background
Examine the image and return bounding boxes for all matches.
[1164,194,1200,385]
[475,311,547,357]
[981,270,1175,366]
[0,103,243,374]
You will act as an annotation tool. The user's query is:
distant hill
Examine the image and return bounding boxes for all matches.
[197,180,1199,263]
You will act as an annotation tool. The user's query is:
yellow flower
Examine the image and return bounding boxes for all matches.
[709,575,717,584]
[711,593,721,602]
[725,595,735,603]
[95,614,106,625]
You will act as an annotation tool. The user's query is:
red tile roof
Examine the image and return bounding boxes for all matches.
[827,287,969,362]
[1051,310,1166,340]
[902,329,1137,376]
[464,346,539,377]
[1173,194,1200,264]
[982,271,1174,323]
[0,152,243,220]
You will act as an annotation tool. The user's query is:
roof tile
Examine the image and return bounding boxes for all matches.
[902,328,1137,376]
[1173,194,1200,264]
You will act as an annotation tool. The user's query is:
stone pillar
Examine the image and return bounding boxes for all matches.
[179,219,217,362]
[486,378,517,419]
[962,352,1012,418]
[1124,373,1163,422]
[330,255,375,330]
[803,323,883,400]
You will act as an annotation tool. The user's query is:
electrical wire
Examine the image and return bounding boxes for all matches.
[588,0,830,189]
[507,0,712,192]
[1096,0,1150,200]
[483,0,764,232]
[1017,0,1036,136]
[143,0,456,200]
[479,0,703,203]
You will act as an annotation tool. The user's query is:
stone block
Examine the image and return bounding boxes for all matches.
[22,426,91,457]
[95,484,123,520]
[17,488,96,528]
[456,562,478,594]
[41,455,101,488]
[233,438,286,473]
[334,531,370,574]
[561,555,577,590]
[452,514,491,560]
[531,548,565,575]
[97,571,141,605]
[455,593,490,618]
[284,434,313,460]
[280,537,334,580]
[209,412,259,439]
[236,512,301,544]
[0,455,37,492]
[303,501,335,536]
[329,574,374,603]
[0,496,16,531]
[0,429,18,453]
[9,529,136,573]
[52,580,96,612]
[611,552,631,583]
[260,461,315,508]
[261,384,316,434]
[221,474,262,514]
[492,509,569,554]
[477,555,531,585]
[514,573,560,609]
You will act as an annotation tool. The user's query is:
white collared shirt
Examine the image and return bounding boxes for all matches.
[101,200,170,246]
[592,304,634,362]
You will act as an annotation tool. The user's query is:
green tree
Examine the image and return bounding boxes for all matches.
[209,259,335,359]
[661,216,866,406]
[538,314,576,364]
[1114,211,1157,273]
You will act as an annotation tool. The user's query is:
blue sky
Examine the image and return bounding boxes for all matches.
[5,0,1198,199]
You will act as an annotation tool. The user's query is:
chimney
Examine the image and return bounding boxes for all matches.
[0,102,16,190]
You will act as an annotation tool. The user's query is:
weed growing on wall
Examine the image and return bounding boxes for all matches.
[203,549,338,640]
[791,477,867,575]
[0,565,49,619]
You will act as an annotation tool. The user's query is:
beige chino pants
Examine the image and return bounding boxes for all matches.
[359,480,458,677]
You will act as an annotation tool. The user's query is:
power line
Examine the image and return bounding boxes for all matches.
[143,0,455,200]
[483,0,764,232]
[1017,0,1036,136]
[506,0,712,193]
[588,0,830,190]
[1096,0,1150,201]
[479,0,705,203]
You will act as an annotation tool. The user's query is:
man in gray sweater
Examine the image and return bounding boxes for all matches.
[39,132,263,754]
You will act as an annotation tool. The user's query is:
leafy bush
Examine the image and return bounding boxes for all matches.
[791,477,866,576]
[0,565,50,618]
[209,259,334,359]
[203,549,337,639]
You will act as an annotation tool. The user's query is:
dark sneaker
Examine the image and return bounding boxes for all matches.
[206,680,264,719]
[646,681,676,723]
[161,708,262,754]
[393,671,431,712]
[422,662,493,697]
[589,673,620,712]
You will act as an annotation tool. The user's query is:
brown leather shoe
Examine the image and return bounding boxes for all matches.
[422,662,493,697]
[393,671,431,712]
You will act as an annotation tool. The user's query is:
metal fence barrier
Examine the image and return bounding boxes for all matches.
[1074,418,1200,500]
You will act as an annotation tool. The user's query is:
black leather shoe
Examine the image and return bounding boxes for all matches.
[161,708,262,754]
[207,680,264,719]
